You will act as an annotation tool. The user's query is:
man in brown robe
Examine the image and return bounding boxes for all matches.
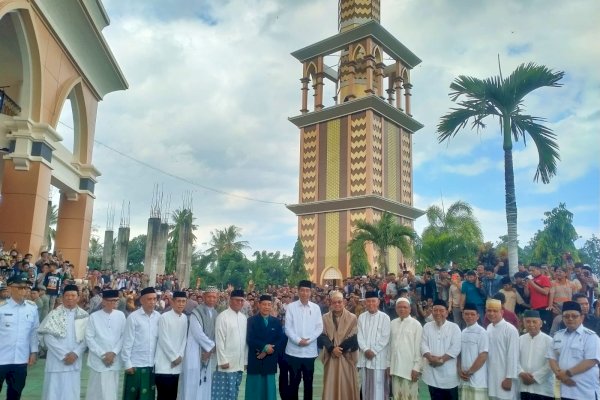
[318,291,360,400]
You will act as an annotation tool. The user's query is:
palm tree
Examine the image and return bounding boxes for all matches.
[348,212,416,276]
[43,203,58,251]
[419,200,483,267]
[206,225,250,260]
[166,209,197,273]
[437,62,564,275]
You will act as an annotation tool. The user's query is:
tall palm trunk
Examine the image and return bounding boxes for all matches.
[503,116,518,276]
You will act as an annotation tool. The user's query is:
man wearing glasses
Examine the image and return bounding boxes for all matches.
[85,289,126,400]
[0,274,39,399]
[547,300,600,400]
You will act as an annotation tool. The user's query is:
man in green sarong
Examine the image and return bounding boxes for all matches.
[244,294,286,400]
[121,287,160,400]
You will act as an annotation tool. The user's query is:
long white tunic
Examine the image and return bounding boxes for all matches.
[42,308,88,400]
[180,307,217,400]
[357,310,390,370]
[460,323,488,389]
[215,307,248,372]
[154,309,188,374]
[421,320,461,389]
[487,319,519,399]
[121,308,160,369]
[518,332,554,398]
[388,315,422,379]
[85,309,126,372]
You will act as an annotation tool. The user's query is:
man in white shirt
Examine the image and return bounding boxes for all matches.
[518,310,554,400]
[283,280,323,400]
[154,291,188,400]
[388,297,422,400]
[421,299,461,400]
[39,284,89,400]
[485,298,519,400]
[212,289,248,400]
[358,291,391,400]
[179,286,219,400]
[458,303,488,400]
[121,287,160,400]
[85,289,126,400]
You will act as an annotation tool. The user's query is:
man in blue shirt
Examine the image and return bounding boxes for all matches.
[547,300,600,400]
[0,274,39,399]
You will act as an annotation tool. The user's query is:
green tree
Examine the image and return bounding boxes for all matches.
[438,62,564,275]
[218,251,251,289]
[289,238,308,286]
[348,212,416,276]
[166,209,198,274]
[127,234,146,272]
[44,203,58,251]
[419,201,483,268]
[530,203,579,265]
[88,235,103,270]
[349,239,370,277]
[579,235,600,274]
[250,251,290,289]
[206,225,250,263]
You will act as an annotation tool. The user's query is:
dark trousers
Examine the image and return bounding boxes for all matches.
[428,385,458,400]
[521,393,554,400]
[154,373,179,400]
[0,364,27,400]
[278,356,291,399]
[286,355,315,400]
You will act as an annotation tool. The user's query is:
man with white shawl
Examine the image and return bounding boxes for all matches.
[39,284,89,400]
[179,286,219,400]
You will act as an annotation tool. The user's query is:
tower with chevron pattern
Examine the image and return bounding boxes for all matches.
[287,0,425,283]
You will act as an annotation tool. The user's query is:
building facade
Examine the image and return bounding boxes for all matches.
[287,0,424,283]
[0,0,127,276]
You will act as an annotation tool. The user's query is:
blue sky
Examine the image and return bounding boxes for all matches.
[57,0,599,258]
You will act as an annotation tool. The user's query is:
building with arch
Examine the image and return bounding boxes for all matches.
[0,0,127,276]
[287,0,424,283]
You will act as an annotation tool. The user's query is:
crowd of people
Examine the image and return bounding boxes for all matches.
[1,248,600,400]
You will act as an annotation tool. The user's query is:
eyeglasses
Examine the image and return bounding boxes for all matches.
[562,313,581,320]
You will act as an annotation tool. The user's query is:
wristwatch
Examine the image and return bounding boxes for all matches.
[566,369,573,377]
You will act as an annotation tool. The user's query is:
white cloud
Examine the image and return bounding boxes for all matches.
[81,0,600,257]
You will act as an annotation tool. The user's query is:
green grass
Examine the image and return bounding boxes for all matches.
[21,355,431,399]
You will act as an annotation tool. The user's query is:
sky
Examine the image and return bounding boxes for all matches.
[57,0,600,257]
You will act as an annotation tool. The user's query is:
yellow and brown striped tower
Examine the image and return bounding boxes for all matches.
[288,0,424,283]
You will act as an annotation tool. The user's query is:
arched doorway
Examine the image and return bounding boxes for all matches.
[321,266,343,287]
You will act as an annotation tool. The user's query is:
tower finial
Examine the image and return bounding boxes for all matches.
[339,0,381,33]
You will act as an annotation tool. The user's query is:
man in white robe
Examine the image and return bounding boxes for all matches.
[518,310,554,400]
[39,284,89,400]
[388,297,422,400]
[458,303,488,400]
[485,299,519,400]
[121,287,160,400]
[212,289,248,400]
[358,291,391,400]
[85,289,126,400]
[179,286,219,400]
[154,291,188,400]
[421,299,461,400]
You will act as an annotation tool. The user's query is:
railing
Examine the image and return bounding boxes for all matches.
[0,89,21,116]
